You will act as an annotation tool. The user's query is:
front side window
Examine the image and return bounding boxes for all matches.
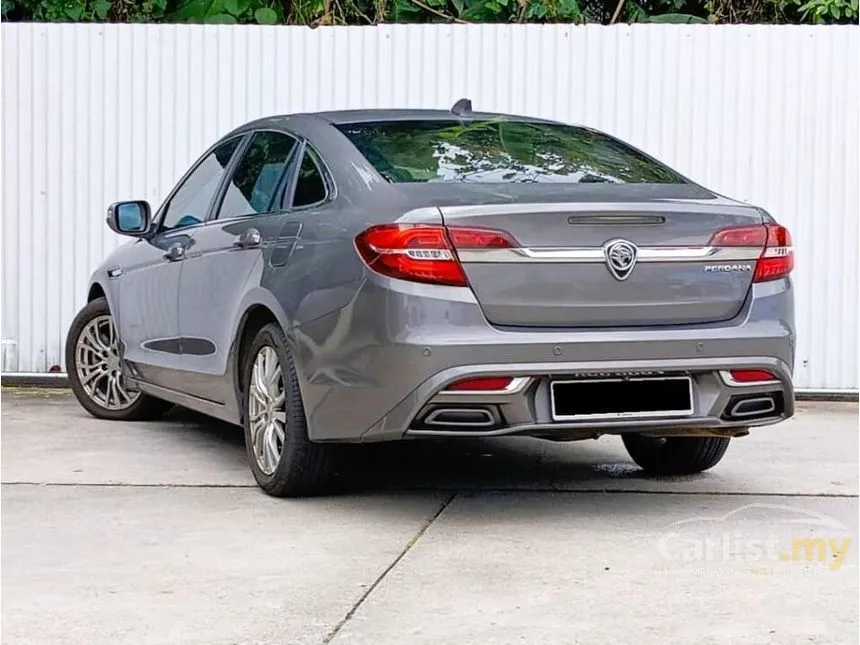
[160,137,241,231]
[291,150,328,208]
[217,131,298,220]
[335,119,684,185]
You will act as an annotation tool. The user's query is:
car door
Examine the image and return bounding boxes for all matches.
[116,136,243,391]
[273,141,340,326]
[177,130,303,403]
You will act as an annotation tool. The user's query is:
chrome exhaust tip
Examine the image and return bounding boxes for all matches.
[422,407,498,428]
[727,395,777,419]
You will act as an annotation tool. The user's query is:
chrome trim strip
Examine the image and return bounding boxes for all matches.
[457,246,762,264]
[718,370,781,387]
[549,376,694,422]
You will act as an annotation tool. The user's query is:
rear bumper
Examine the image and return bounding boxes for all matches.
[403,359,792,439]
[366,356,793,441]
[293,276,795,442]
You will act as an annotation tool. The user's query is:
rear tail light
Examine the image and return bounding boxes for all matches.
[755,224,794,282]
[728,369,778,383]
[446,376,514,391]
[709,226,768,247]
[709,224,793,283]
[354,224,516,287]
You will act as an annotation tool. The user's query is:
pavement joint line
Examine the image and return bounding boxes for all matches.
[321,491,458,645]
[1,481,259,488]
[1,481,857,498]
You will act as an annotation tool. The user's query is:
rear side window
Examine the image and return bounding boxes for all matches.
[217,131,298,219]
[335,119,684,185]
[290,150,328,208]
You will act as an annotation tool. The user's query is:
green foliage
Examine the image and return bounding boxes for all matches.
[793,0,858,22]
[641,11,708,20]
[1,0,853,24]
[167,0,284,23]
[3,0,170,21]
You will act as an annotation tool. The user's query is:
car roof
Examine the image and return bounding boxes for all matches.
[311,108,559,125]
[242,109,563,130]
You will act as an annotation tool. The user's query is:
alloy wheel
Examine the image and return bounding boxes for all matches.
[74,314,140,410]
[248,346,287,475]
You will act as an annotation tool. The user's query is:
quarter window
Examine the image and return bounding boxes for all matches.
[291,150,328,208]
[160,138,241,231]
[218,132,298,220]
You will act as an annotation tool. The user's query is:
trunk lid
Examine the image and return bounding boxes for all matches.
[401,184,765,328]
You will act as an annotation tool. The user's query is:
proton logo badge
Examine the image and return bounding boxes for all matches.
[603,239,638,281]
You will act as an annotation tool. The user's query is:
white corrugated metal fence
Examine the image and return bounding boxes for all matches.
[1,23,857,391]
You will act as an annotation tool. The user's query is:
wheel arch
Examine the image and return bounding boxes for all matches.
[229,302,287,424]
[228,286,311,425]
[83,281,120,348]
[87,282,107,302]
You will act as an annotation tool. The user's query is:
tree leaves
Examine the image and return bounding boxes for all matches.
[223,0,250,13]
[172,0,280,23]
[254,6,278,22]
[795,0,858,23]
[2,0,853,25]
[92,0,110,18]
[172,0,221,21]
[644,11,708,21]
[206,12,238,21]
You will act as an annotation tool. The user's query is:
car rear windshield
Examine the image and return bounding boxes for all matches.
[335,119,685,185]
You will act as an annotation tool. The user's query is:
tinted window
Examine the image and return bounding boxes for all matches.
[291,150,327,208]
[335,119,684,185]
[161,138,241,231]
[218,132,298,220]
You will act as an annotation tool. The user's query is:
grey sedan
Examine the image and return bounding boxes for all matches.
[65,101,796,497]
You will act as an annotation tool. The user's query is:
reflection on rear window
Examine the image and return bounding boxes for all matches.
[335,119,684,185]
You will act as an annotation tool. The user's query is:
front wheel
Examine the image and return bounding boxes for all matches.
[622,434,732,475]
[65,297,172,421]
[242,323,334,497]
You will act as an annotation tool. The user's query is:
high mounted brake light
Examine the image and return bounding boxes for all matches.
[709,224,793,283]
[354,224,516,287]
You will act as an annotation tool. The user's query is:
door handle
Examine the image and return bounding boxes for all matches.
[233,228,262,250]
[163,242,186,262]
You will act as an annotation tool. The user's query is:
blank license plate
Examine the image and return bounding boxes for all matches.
[550,377,693,421]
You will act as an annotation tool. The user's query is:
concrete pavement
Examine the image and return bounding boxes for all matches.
[2,388,857,644]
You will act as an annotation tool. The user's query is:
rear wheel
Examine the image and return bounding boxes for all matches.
[65,297,172,421]
[242,323,334,497]
[622,434,731,475]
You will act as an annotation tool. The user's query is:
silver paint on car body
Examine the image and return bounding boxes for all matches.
[78,108,795,443]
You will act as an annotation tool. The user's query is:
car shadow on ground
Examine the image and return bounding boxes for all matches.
[164,405,681,495]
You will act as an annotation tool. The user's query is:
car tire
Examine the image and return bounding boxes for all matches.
[242,322,334,497]
[621,434,732,475]
[65,297,173,421]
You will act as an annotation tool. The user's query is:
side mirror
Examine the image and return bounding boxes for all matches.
[106,201,151,237]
